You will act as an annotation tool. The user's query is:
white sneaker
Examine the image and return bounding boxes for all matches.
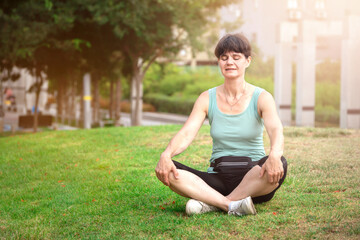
[228,196,257,216]
[185,199,219,216]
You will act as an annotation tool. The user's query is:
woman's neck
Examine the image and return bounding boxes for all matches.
[223,77,246,97]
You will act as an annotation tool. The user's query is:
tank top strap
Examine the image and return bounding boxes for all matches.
[208,87,217,123]
[252,87,265,120]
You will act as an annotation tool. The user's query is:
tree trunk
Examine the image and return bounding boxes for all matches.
[0,70,4,110]
[33,85,40,133]
[70,77,76,126]
[79,79,84,127]
[115,77,122,126]
[109,80,114,119]
[130,75,136,125]
[93,73,99,124]
[65,79,71,125]
[0,71,3,133]
[60,79,67,124]
[0,70,5,133]
[129,55,158,126]
[33,74,43,133]
[83,73,92,129]
[136,76,143,126]
[57,79,63,124]
[130,71,143,126]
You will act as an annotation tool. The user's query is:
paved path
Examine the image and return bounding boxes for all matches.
[120,112,209,127]
[1,110,208,132]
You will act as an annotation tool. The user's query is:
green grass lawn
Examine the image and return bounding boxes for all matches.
[0,126,359,239]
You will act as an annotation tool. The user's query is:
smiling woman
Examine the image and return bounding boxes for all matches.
[155,33,287,217]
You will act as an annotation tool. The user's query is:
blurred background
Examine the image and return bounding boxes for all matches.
[1,0,359,132]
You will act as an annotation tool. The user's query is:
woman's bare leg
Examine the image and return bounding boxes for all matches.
[226,166,279,201]
[168,169,231,211]
[168,166,279,212]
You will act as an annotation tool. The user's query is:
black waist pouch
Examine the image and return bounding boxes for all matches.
[211,156,257,174]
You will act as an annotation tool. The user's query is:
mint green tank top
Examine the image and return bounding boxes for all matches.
[207,87,266,173]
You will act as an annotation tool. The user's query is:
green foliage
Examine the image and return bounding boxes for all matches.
[316,81,340,109]
[144,94,196,115]
[1,0,238,126]
[246,75,274,94]
[314,61,341,124]
[160,73,193,97]
[144,63,191,97]
[142,63,275,114]
[143,64,223,114]
[316,59,341,84]
[144,64,223,98]
[0,126,359,238]
[180,67,223,97]
[247,43,275,79]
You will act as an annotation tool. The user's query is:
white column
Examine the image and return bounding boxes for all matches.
[296,20,316,127]
[83,73,92,129]
[274,22,297,126]
[340,15,360,129]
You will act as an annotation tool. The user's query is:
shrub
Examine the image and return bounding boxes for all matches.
[159,72,193,96]
[246,75,274,94]
[180,67,223,97]
[316,59,341,84]
[316,82,340,110]
[144,93,196,115]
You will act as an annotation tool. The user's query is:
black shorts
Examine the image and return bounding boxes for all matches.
[173,156,287,204]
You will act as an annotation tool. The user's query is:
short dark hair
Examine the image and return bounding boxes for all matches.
[214,33,252,59]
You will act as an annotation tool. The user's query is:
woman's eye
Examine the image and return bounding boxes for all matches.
[221,56,228,61]
[233,56,241,60]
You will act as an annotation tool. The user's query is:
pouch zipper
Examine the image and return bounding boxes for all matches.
[216,162,249,167]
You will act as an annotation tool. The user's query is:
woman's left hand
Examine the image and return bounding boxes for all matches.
[259,154,284,184]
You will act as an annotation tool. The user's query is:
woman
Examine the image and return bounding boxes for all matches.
[155,33,287,216]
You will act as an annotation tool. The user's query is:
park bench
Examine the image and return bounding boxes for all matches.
[18,114,53,128]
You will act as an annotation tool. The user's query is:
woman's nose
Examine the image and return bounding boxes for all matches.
[226,57,234,64]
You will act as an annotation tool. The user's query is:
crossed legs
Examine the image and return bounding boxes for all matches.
[168,166,279,212]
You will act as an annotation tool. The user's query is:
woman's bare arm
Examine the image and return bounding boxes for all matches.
[258,91,284,184]
[155,91,209,186]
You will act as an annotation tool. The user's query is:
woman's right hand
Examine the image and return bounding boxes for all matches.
[155,91,208,186]
[155,154,179,186]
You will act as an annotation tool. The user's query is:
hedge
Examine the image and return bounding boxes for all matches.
[144,94,196,115]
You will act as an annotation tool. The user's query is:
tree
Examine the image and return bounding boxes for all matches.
[93,0,236,125]
[0,0,55,132]
[1,0,237,129]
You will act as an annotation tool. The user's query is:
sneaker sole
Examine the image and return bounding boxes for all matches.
[185,199,202,215]
[245,197,257,215]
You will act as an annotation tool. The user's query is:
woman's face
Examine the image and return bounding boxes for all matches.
[218,51,251,79]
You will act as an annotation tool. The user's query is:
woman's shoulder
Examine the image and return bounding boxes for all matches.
[248,84,273,104]
[257,88,275,110]
[199,89,210,98]
[199,85,220,99]
[195,90,210,107]
[195,85,221,112]
[256,87,272,99]
[247,84,269,98]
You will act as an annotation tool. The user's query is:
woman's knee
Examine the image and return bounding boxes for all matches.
[168,171,177,183]
[168,169,202,186]
[244,165,261,179]
[168,169,185,184]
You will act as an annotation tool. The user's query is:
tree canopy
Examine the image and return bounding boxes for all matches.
[0,0,237,126]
